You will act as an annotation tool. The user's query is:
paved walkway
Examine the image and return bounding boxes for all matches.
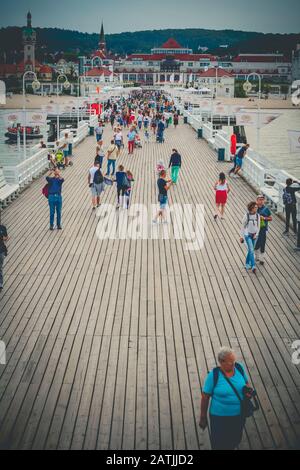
[0,121,300,450]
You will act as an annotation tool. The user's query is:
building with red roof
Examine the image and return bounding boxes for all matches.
[115,37,218,85]
[196,68,235,98]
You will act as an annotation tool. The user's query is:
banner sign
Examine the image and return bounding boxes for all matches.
[3,110,47,127]
[236,112,280,128]
[213,103,229,115]
[288,130,300,153]
[198,99,212,111]
[42,103,78,115]
[0,80,6,105]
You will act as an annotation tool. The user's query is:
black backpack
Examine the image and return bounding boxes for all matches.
[283,188,293,205]
[93,169,104,185]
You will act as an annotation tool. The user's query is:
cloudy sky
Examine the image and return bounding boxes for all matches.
[0,0,299,34]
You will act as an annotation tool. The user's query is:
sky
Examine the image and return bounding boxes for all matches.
[0,0,300,34]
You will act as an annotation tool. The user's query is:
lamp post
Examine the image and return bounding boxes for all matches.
[56,73,70,140]
[77,74,81,128]
[22,70,40,160]
[244,72,262,150]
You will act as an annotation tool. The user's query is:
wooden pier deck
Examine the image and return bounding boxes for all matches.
[0,121,299,450]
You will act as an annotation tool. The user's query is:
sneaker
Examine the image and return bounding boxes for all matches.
[92,207,96,211]
[214,215,218,221]
[57,226,62,230]
[252,268,257,275]
[50,226,54,231]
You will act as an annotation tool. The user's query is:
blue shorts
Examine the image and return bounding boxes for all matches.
[236,157,243,168]
[91,183,105,197]
[159,195,168,209]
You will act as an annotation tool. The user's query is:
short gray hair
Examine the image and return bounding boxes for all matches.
[218,347,235,363]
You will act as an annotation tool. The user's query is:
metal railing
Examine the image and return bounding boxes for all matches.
[184,110,300,247]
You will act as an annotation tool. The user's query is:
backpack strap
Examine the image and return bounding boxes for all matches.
[212,367,220,395]
[235,362,247,383]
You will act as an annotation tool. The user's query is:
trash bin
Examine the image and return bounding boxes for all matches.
[218,148,225,162]
[197,128,203,139]
[89,126,95,136]
[184,116,188,124]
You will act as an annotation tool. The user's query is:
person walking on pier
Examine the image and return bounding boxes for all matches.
[127,127,137,155]
[106,140,118,177]
[214,173,230,221]
[255,195,272,266]
[95,123,104,143]
[173,113,179,129]
[115,165,127,209]
[0,223,8,292]
[283,178,300,235]
[46,169,64,230]
[95,144,105,169]
[240,201,260,273]
[169,149,182,184]
[200,347,253,450]
[89,161,104,210]
[153,170,173,224]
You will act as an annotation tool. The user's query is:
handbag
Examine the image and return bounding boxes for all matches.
[220,370,259,419]
[42,184,49,199]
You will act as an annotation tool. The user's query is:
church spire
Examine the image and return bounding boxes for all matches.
[99,21,106,54]
[27,11,32,28]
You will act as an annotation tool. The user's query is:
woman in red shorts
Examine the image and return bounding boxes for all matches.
[214,172,231,221]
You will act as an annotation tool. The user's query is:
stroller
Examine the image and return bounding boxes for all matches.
[135,134,142,148]
[55,150,65,170]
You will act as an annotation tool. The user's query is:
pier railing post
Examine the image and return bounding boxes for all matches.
[296,193,300,251]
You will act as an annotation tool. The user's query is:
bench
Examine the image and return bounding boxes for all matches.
[0,168,20,208]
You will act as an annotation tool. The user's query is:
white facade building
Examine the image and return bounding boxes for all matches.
[196,68,235,98]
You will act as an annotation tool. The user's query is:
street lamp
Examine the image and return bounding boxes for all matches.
[56,73,70,140]
[214,65,223,100]
[244,72,262,150]
[22,71,40,160]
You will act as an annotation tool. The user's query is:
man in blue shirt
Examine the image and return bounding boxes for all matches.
[254,195,272,265]
[46,169,64,230]
[229,144,250,177]
[157,118,165,144]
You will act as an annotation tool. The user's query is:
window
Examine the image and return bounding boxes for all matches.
[188,62,194,67]
[226,88,230,94]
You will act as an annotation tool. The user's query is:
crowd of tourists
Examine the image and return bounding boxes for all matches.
[0,90,299,451]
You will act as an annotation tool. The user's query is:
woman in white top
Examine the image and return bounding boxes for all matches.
[240,201,261,274]
[214,172,230,221]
